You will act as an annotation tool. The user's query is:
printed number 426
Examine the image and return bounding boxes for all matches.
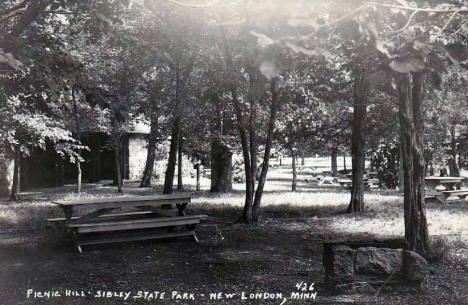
[295,282,314,291]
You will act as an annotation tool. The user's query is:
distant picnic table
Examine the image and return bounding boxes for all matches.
[337,171,380,189]
[425,176,468,204]
[49,194,205,253]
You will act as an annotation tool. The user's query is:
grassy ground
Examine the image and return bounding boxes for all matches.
[0,157,467,305]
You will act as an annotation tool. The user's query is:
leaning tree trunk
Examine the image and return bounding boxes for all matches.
[291,148,297,192]
[163,121,180,194]
[249,85,257,191]
[163,67,182,195]
[10,146,20,201]
[252,78,280,221]
[177,136,184,191]
[140,113,158,187]
[231,87,254,224]
[347,68,368,213]
[331,147,338,177]
[210,138,233,192]
[398,72,429,258]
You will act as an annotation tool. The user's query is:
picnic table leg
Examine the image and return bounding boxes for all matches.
[176,203,188,216]
[425,180,440,198]
[72,231,83,254]
[61,207,83,253]
[435,194,447,204]
[60,206,74,234]
[62,206,74,222]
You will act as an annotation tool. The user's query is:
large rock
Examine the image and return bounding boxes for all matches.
[355,247,403,276]
[329,245,356,283]
[323,241,428,291]
[403,250,428,282]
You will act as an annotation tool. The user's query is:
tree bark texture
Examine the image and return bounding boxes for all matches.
[291,148,297,192]
[347,68,369,213]
[163,66,182,194]
[195,164,200,191]
[252,79,280,221]
[177,136,184,191]
[398,72,430,258]
[210,139,233,192]
[331,147,338,177]
[343,152,347,172]
[140,113,158,187]
[231,87,254,223]
[10,146,20,201]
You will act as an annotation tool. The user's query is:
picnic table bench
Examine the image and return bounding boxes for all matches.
[425,177,467,204]
[49,194,205,253]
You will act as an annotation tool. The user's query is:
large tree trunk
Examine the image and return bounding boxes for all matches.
[448,125,460,177]
[163,123,179,194]
[210,139,233,192]
[252,78,280,221]
[163,66,182,195]
[399,142,404,191]
[331,147,338,177]
[291,148,297,192]
[177,136,184,191]
[398,72,429,258]
[140,113,158,187]
[10,146,20,201]
[343,152,347,172]
[231,87,254,224]
[347,68,368,213]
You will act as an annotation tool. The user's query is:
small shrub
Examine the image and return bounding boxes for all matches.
[427,236,450,262]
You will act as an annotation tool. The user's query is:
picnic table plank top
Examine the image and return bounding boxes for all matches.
[425,177,464,181]
[338,179,352,183]
[53,193,191,206]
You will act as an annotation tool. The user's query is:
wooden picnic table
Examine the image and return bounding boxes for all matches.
[50,193,205,253]
[337,178,380,189]
[425,176,467,204]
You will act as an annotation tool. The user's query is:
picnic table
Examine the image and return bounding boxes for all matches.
[337,178,380,189]
[49,194,205,253]
[425,176,468,204]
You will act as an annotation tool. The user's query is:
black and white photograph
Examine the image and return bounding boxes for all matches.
[0,0,467,304]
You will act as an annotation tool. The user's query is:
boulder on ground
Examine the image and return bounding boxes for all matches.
[403,250,428,282]
[355,247,403,276]
[323,241,428,291]
[331,245,356,282]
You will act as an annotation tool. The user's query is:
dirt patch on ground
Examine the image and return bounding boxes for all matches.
[0,209,467,305]
[0,181,467,305]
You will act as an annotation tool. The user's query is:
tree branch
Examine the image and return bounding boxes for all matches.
[0,0,29,16]
[9,0,51,38]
